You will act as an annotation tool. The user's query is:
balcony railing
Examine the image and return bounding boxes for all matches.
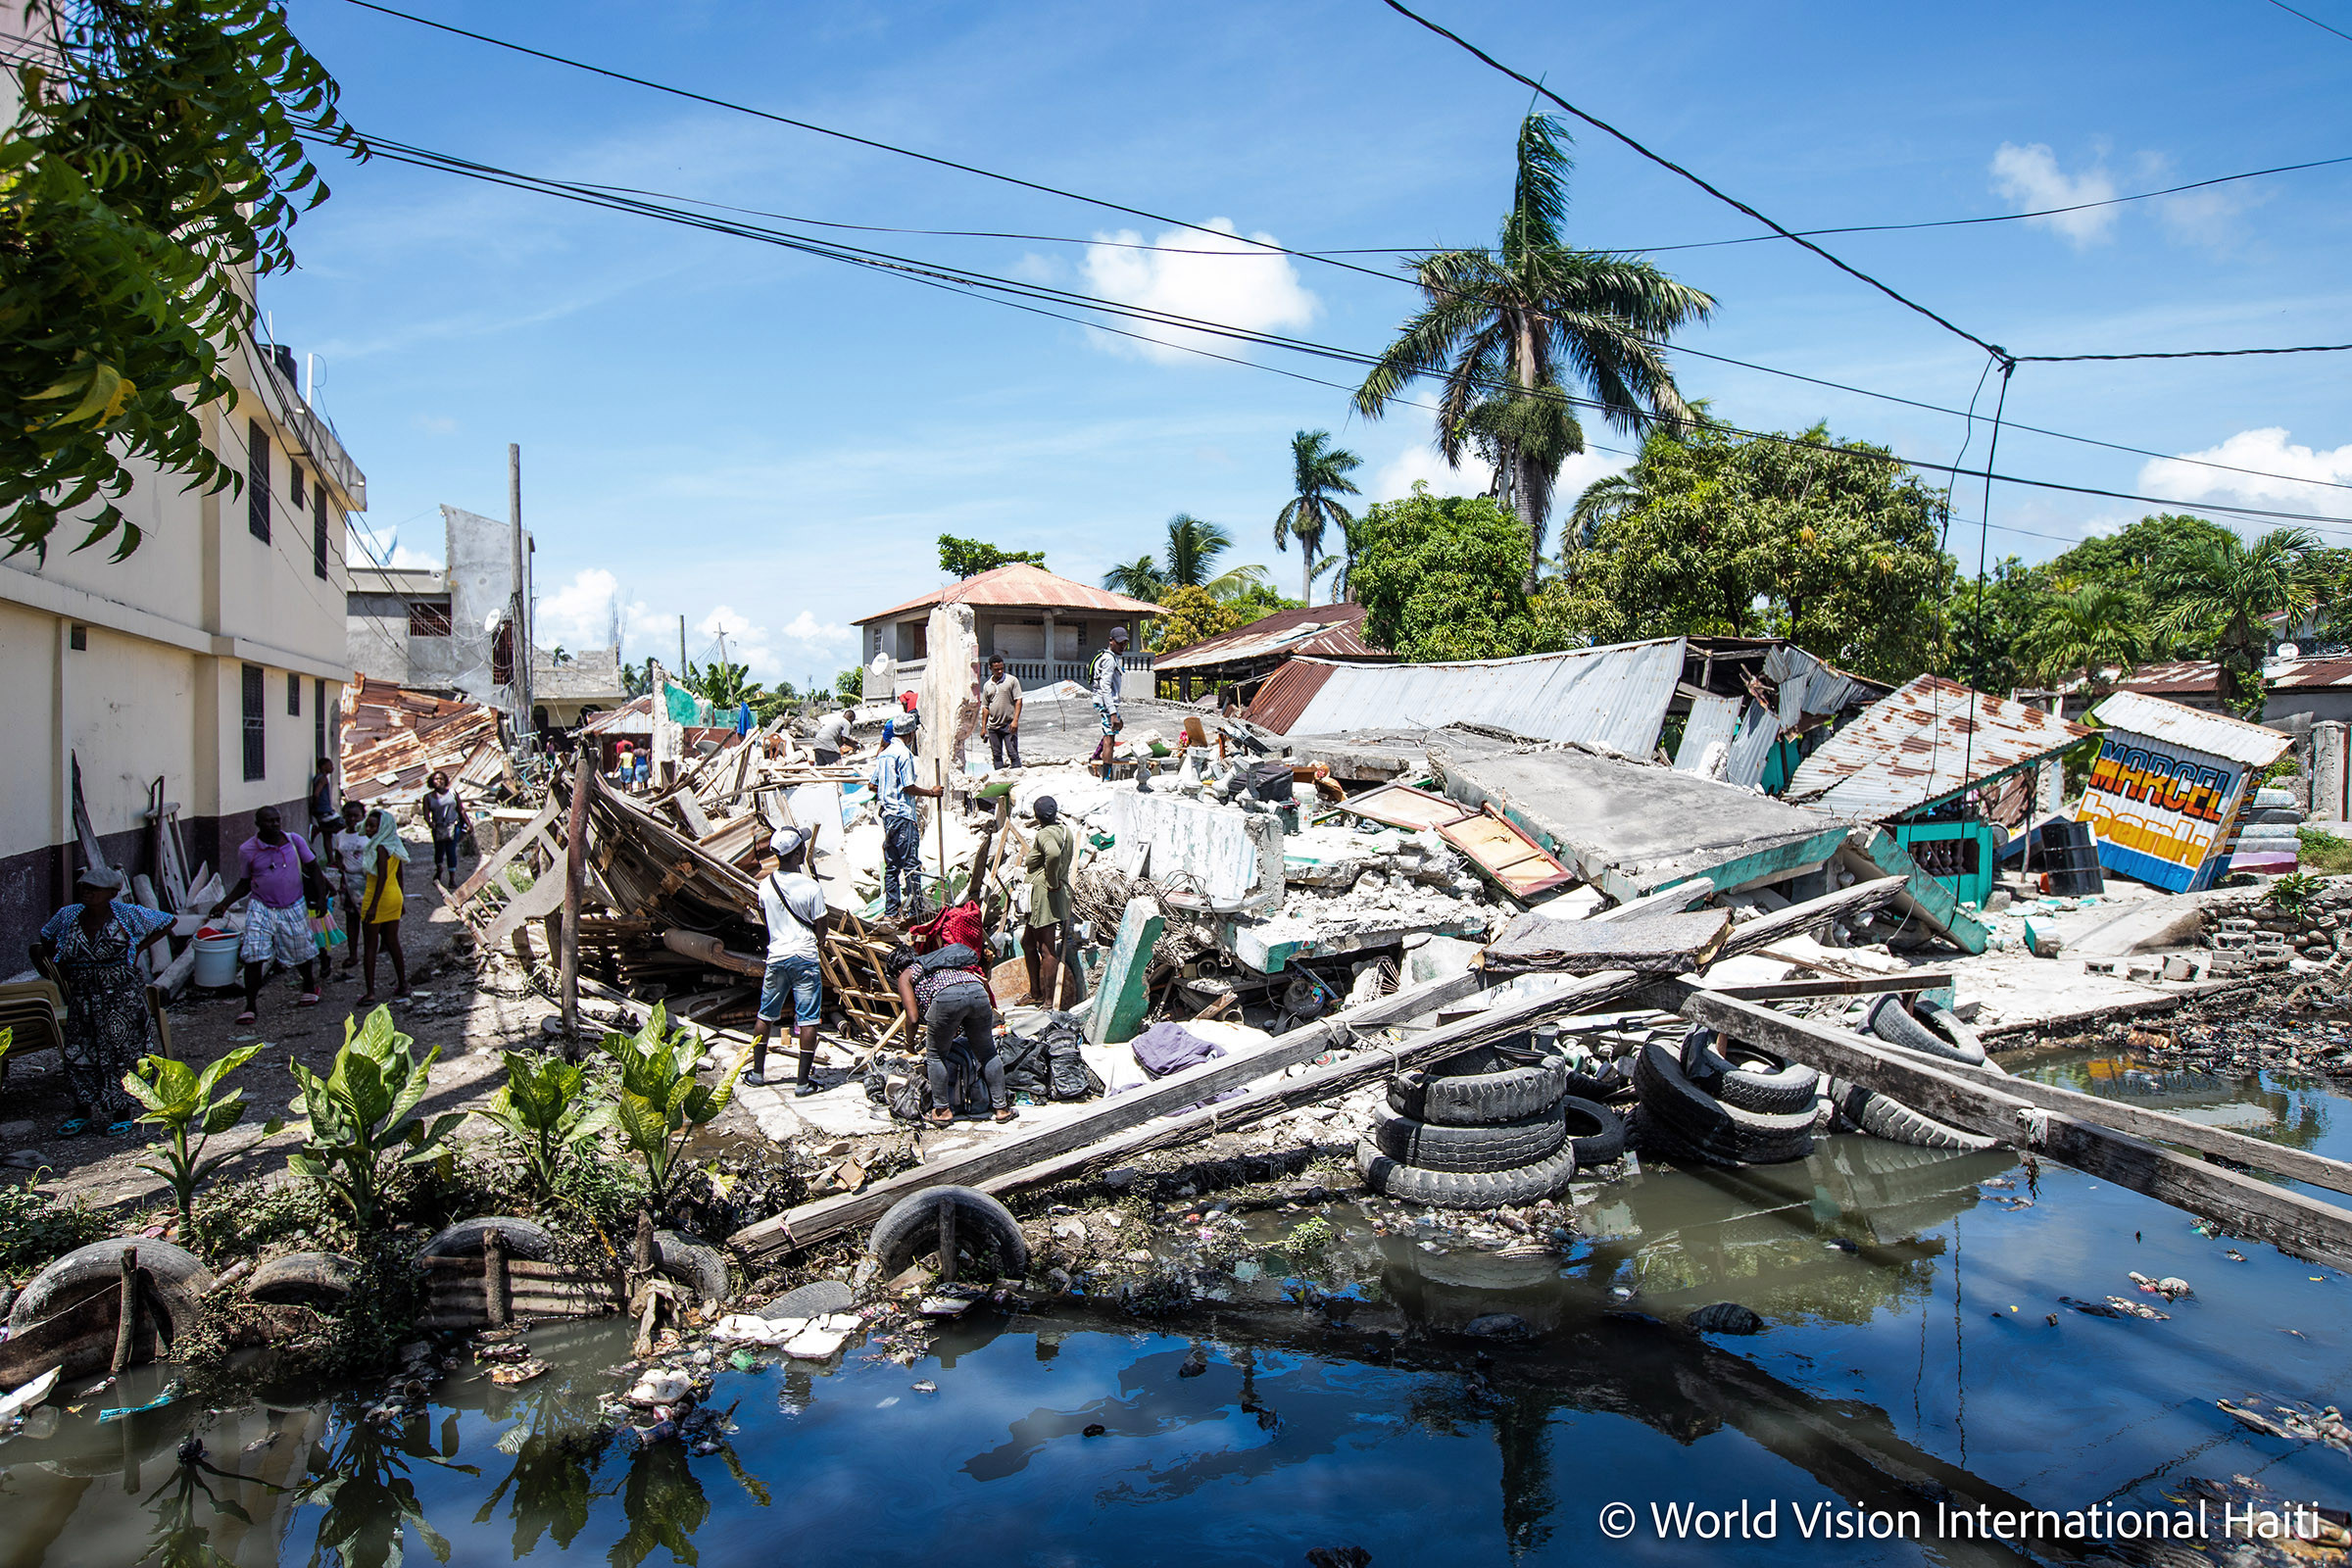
[862,652,1152,701]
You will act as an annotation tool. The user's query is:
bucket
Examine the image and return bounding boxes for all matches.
[191,933,243,989]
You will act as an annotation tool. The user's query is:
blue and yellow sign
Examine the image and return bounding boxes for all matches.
[2077,733,2247,892]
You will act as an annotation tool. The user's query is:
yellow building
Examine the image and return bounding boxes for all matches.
[0,337,366,961]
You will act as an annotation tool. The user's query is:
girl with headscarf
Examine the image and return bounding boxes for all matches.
[35,868,173,1136]
[357,808,412,1004]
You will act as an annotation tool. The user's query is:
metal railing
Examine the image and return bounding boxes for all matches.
[862,651,1153,700]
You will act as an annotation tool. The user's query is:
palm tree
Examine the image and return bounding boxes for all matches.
[1353,114,1715,586]
[1202,563,1274,603]
[2155,526,2324,713]
[1161,513,1233,588]
[1566,470,1642,557]
[1274,430,1362,606]
[2023,583,2145,690]
[1102,556,1165,601]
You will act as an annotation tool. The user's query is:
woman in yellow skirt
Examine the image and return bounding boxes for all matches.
[357,808,412,1004]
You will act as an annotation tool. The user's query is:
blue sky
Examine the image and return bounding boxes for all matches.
[274,0,2352,688]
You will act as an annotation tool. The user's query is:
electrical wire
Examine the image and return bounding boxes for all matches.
[328,127,2352,537]
[2261,0,2352,44]
[2017,342,2352,363]
[1375,0,2009,359]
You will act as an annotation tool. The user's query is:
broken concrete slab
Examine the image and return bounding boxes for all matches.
[1484,907,1734,973]
[1085,897,1164,1046]
[1439,747,1849,903]
[2071,897,2213,957]
[1107,790,1284,911]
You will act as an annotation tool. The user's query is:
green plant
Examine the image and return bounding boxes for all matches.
[2298,828,2352,876]
[2,0,360,558]
[122,1045,265,1231]
[2267,871,2326,917]
[0,1174,108,1276]
[286,1007,466,1232]
[600,1005,746,1210]
[477,1052,612,1200]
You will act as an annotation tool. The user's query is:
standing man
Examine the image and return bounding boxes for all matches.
[1089,625,1130,777]
[308,757,340,856]
[980,654,1024,770]
[421,770,468,887]
[873,713,942,921]
[748,826,830,1095]
[220,805,324,1025]
[1022,796,1075,1007]
[810,706,859,766]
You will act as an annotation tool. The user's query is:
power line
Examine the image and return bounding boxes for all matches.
[1374,0,2010,360]
[2262,0,2352,44]
[335,127,2352,540]
[2017,342,2352,363]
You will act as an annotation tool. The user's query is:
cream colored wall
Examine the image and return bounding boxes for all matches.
[0,602,62,859]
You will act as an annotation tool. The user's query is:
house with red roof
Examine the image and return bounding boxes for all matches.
[851,562,1162,702]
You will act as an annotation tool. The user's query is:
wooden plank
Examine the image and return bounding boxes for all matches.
[70,753,107,872]
[672,791,713,840]
[662,928,763,977]
[479,868,568,951]
[1342,782,1473,832]
[1710,971,1956,1001]
[1653,979,2352,1270]
[453,795,562,906]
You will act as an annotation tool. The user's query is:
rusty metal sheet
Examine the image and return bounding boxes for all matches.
[1438,808,1578,900]
[1785,675,2094,822]
[1341,781,1474,832]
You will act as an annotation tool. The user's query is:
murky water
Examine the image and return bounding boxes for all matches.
[6,1066,2351,1567]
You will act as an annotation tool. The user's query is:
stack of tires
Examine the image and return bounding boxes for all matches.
[1630,1033,1819,1166]
[1356,1044,1624,1209]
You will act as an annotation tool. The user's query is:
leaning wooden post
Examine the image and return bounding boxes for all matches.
[559,757,595,1043]
[109,1247,139,1376]
[936,1192,958,1286]
[482,1226,510,1329]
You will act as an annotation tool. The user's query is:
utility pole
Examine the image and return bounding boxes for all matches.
[678,614,688,678]
[715,622,728,670]
[510,443,531,744]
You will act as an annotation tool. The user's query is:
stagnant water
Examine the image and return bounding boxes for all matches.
[4,1054,2349,1568]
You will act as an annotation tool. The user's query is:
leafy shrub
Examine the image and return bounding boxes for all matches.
[2267,871,2326,917]
[2299,828,2352,876]
[122,1043,264,1230]
[601,1004,746,1211]
[286,1006,466,1232]
[0,1177,109,1278]
[477,1052,612,1200]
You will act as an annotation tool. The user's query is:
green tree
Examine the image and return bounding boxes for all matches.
[1274,429,1362,606]
[832,668,862,704]
[685,659,760,710]
[2041,513,2237,658]
[2,0,360,559]
[1101,555,1165,600]
[938,534,1044,577]
[1540,423,1953,682]
[1350,485,1536,661]
[1353,114,1714,585]
[1161,513,1232,587]
[1941,555,2051,694]
[2022,582,2146,688]
[1149,584,1245,653]
[2155,525,2324,714]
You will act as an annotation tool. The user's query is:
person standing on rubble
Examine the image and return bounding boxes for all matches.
[421,770,468,887]
[1022,796,1075,1006]
[1089,625,1129,777]
[874,712,942,921]
[810,706,859,767]
[981,654,1023,770]
[747,825,829,1095]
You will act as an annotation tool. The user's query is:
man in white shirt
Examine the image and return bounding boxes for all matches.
[810,707,858,766]
[749,826,831,1095]
[873,712,941,920]
[1089,625,1129,777]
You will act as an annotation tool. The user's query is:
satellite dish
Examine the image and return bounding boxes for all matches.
[2278,643,2301,661]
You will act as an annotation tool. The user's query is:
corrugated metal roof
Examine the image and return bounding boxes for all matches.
[855,563,1162,624]
[1152,603,1392,674]
[1247,637,1686,755]
[2087,689,2294,765]
[2267,656,2352,691]
[1785,674,2093,821]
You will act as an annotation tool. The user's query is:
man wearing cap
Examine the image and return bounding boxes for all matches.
[1089,625,1129,777]
[1022,796,1076,1006]
[980,654,1023,770]
[873,712,942,920]
[749,825,829,1094]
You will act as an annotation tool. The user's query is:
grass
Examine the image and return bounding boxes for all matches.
[2299,828,2352,876]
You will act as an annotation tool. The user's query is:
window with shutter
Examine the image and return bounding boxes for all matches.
[247,420,271,541]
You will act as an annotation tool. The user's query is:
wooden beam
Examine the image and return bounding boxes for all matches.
[560,760,594,1039]
[1652,979,2352,1270]
[1709,971,1955,1001]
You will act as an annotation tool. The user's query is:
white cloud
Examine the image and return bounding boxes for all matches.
[691,605,856,686]
[1369,444,1493,502]
[2137,427,2352,511]
[1079,219,1318,364]
[2154,185,2267,251]
[538,567,630,654]
[1988,143,2119,247]
[345,519,441,570]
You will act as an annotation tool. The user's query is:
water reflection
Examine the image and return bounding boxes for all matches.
[2011,1049,2337,1156]
[293,1402,478,1568]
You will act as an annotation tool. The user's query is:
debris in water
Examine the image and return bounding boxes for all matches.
[488,1360,549,1386]
[1083,1423,1106,1437]
[1178,1346,1208,1378]
[1686,1302,1766,1335]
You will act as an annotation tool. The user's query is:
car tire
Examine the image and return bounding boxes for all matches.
[1354,1139,1577,1210]
[246,1251,363,1310]
[1864,995,1985,1066]
[9,1238,215,1336]
[1690,1036,1820,1115]
[1557,1096,1627,1166]
[1387,1046,1567,1126]
[654,1231,731,1305]
[1635,1041,1817,1145]
[1824,1077,2000,1151]
[416,1217,556,1264]
[868,1185,1030,1280]
[1367,1105,1568,1173]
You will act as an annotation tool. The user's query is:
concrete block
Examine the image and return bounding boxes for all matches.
[1108,791,1284,910]
[1405,934,1484,987]
[1086,897,1164,1047]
